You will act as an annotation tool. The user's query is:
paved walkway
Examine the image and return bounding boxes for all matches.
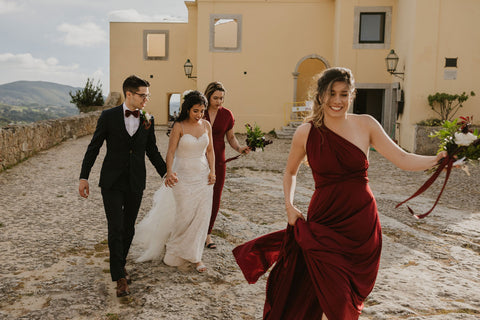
[1,129,479,319]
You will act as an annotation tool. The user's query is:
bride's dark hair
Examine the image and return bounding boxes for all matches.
[176,90,208,122]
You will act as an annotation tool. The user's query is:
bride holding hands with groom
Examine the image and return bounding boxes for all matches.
[134,90,215,273]
[79,74,216,297]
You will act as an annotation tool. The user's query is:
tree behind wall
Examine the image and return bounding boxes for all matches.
[69,78,104,113]
[427,91,475,122]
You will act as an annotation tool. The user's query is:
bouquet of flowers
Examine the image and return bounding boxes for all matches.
[225,123,273,162]
[429,116,480,166]
[396,116,480,219]
[244,123,273,151]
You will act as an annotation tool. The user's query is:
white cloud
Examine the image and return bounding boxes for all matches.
[0,0,24,14]
[0,52,102,88]
[108,9,185,22]
[0,53,77,71]
[57,22,107,47]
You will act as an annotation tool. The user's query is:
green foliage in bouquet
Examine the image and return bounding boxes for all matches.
[429,116,480,160]
[245,123,273,151]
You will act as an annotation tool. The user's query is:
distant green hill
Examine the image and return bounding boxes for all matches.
[0,80,82,107]
[0,81,87,127]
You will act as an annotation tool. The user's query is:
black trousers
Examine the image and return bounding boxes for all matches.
[101,187,143,281]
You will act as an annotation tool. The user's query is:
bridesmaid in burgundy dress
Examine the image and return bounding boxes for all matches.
[204,82,249,248]
[233,68,446,319]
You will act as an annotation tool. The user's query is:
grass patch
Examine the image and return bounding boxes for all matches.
[220,211,231,218]
[106,313,120,320]
[43,297,52,308]
[419,308,480,316]
[65,246,88,256]
[94,252,109,258]
[13,282,24,290]
[94,240,108,252]
[212,229,229,239]
[0,223,3,227]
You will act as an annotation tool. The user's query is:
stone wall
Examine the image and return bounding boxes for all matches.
[414,124,480,155]
[0,111,101,171]
[413,125,442,155]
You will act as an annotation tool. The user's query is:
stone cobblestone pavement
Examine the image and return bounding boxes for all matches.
[0,128,479,320]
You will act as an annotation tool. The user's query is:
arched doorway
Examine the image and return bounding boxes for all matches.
[289,54,329,121]
[295,57,328,103]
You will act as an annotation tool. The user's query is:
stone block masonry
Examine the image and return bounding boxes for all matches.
[0,111,101,172]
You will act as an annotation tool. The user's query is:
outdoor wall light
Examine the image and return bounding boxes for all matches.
[385,49,404,80]
[183,59,197,79]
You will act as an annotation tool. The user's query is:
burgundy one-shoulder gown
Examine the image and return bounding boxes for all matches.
[233,124,382,320]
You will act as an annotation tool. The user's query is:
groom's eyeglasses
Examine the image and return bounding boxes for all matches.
[132,92,151,100]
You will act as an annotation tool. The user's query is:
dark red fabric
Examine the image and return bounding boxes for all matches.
[204,107,235,234]
[233,124,382,320]
[396,154,453,219]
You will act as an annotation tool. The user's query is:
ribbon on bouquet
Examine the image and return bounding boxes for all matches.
[395,154,455,219]
[225,154,242,163]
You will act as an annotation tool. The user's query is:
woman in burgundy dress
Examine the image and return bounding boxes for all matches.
[233,68,446,319]
[204,82,249,248]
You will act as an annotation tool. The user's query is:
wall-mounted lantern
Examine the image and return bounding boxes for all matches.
[183,59,197,79]
[385,49,404,80]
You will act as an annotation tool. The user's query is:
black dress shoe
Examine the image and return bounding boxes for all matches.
[124,267,132,284]
[116,278,130,297]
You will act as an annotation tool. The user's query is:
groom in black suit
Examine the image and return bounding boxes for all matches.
[79,75,167,297]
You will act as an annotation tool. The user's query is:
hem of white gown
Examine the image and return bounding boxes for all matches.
[164,252,200,266]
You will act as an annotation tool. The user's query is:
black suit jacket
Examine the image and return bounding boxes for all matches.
[80,105,166,192]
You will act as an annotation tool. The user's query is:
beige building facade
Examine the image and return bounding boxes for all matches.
[110,0,480,152]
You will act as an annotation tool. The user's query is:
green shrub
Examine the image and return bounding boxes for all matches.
[417,118,443,126]
[69,78,104,113]
[427,91,475,122]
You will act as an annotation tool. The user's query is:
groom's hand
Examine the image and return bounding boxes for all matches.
[79,179,90,198]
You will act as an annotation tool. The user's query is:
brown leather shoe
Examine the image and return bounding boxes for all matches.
[124,267,132,284]
[116,278,130,297]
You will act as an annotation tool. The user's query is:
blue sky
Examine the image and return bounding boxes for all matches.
[0,0,188,92]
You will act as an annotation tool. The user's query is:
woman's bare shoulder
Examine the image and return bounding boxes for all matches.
[349,113,378,124]
[292,122,312,141]
[348,113,381,131]
[296,122,312,133]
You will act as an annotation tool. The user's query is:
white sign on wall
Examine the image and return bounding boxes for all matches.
[444,69,457,80]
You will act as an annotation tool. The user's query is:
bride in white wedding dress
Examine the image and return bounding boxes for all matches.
[134,90,215,272]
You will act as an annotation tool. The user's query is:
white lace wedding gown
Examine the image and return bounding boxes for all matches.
[134,132,213,265]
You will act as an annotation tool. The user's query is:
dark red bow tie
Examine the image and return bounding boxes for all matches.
[125,109,140,118]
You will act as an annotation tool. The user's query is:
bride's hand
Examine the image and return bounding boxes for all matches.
[208,173,216,185]
[286,205,305,226]
[165,172,178,187]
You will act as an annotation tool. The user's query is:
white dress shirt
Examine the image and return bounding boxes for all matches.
[123,103,140,136]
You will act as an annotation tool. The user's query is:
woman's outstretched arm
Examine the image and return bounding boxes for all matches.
[367,115,445,171]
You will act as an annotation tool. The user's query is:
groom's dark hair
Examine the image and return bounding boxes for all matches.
[122,75,150,98]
